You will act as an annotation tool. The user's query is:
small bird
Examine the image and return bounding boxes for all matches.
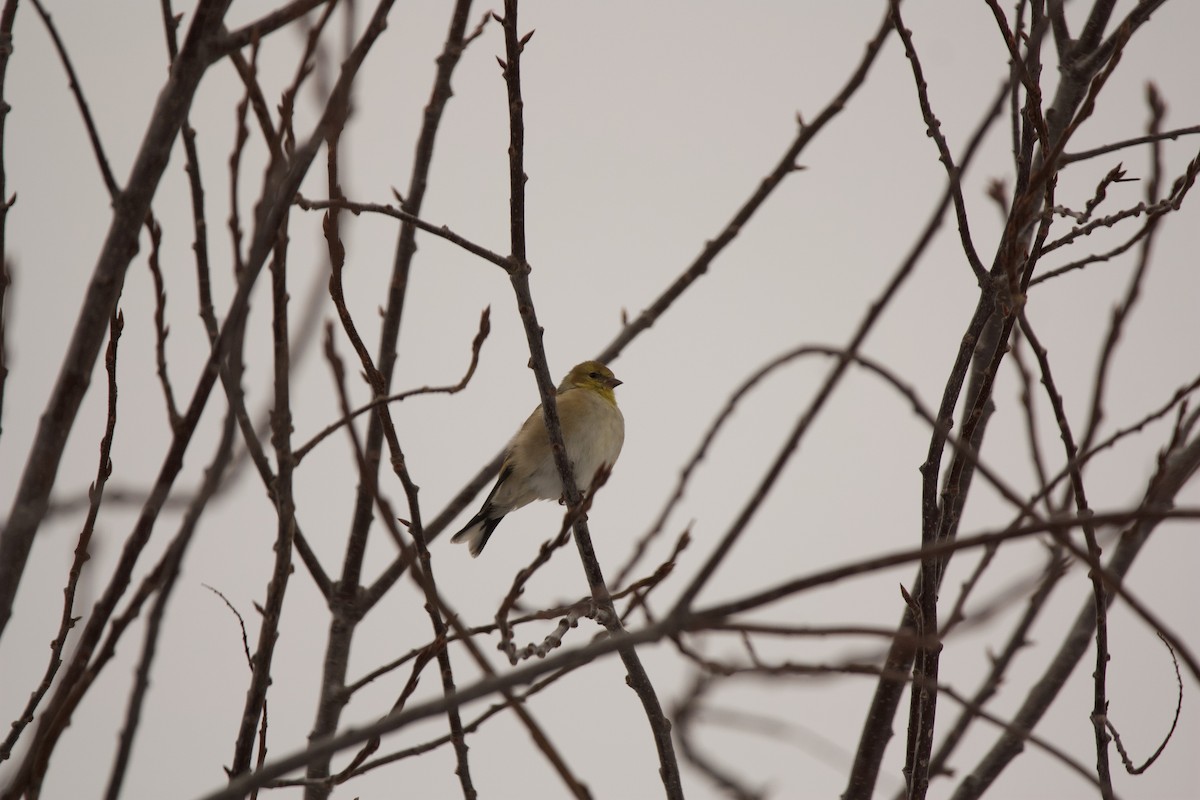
[452,360,625,556]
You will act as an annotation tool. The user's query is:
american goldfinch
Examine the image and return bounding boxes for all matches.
[452,360,625,556]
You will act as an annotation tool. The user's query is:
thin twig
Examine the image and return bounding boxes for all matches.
[1106,632,1183,775]
[228,216,299,780]
[1062,123,1200,164]
[294,306,490,463]
[294,194,510,269]
[1016,312,1114,798]
[0,311,122,762]
[891,0,988,285]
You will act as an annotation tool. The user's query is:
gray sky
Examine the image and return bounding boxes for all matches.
[2,2,1198,798]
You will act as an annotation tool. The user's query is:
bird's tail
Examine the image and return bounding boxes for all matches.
[451,510,505,557]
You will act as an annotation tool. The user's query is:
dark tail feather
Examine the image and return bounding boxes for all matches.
[451,509,506,557]
[452,464,514,557]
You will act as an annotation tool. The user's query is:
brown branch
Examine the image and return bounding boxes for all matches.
[672,72,1013,620]
[145,216,183,427]
[202,584,254,670]
[294,306,489,464]
[294,194,510,269]
[228,219,299,779]
[913,543,1069,796]
[1011,329,1054,512]
[1031,135,1200,288]
[34,0,187,428]
[886,4,1041,792]
[324,646,439,785]
[1106,632,1182,775]
[596,9,894,366]
[891,0,988,286]
[360,449,505,611]
[669,343,1041,625]
[846,6,1149,794]
[1062,123,1200,164]
[163,4,328,606]
[209,42,333,601]
[317,54,477,792]
[0,311,121,763]
[287,662,581,789]
[1040,196,1165,255]
[984,0,1049,153]
[1079,87,1168,458]
[495,486,596,664]
[1016,316,1114,796]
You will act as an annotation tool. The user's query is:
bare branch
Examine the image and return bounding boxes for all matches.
[0,311,122,763]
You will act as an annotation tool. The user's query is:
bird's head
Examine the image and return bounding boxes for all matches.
[559,360,622,402]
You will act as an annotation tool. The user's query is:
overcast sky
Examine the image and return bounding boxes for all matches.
[2,2,1199,798]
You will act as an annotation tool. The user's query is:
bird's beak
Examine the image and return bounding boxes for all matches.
[606,376,623,389]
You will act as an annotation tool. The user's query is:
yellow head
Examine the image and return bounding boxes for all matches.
[558,360,622,403]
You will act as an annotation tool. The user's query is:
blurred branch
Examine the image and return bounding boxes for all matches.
[674,674,764,800]
[103,408,239,800]
[1017,315,1114,796]
[217,0,332,57]
[0,0,17,438]
[949,427,1200,800]
[0,0,233,640]
[29,0,119,196]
